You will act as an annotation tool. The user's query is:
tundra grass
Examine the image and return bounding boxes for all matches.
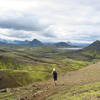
[47,82,100,100]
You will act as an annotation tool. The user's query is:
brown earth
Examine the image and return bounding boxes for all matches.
[15,61,100,100]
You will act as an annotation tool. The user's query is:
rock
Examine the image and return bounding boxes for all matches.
[0,77,2,81]
[20,98,25,100]
[97,95,100,98]
[0,89,7,92]
[6,88,10,92]
[19,96,30,100]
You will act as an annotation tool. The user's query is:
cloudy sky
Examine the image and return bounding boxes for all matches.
[0,0,100,43]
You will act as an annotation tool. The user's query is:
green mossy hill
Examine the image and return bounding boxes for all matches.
[82,40,100,59]
[0,69,50,89]
[0,45,93,89]
[84,40,100,52]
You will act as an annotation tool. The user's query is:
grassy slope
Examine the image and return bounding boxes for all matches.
[47,61,100,100]
[0,45,90,88]
[47,82,100,100]
[1,61,100,100]
[0,45,100,100]
[0,59,89,88]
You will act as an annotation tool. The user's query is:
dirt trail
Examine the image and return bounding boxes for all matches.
[19,61,100,100]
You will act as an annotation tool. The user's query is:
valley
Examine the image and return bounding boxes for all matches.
[0,0,100,99]
[0,40,100,100]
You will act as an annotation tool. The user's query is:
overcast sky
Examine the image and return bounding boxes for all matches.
[0,0,100,43]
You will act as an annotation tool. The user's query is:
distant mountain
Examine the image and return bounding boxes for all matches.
[29,39,43,46]
[13,39,43,46]
[0,39,7,45]
[54,42,73,47]
[13,40,29,45]
[0,38,92,48]
[0,41,5,45]
[0,38,44,47]
[71,43,90,47]
[0,39,75,47]
[0,38,17,44]
[83,40,100,52]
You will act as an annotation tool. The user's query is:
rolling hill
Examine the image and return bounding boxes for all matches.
[0,61,100,100]
[0,44,90,89]
[83,40,100,52]
[82,40,100,59]
[46,61,100,100]
[0,40,100,100]
[63,40,100,61]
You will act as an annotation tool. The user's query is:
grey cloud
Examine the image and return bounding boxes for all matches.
[0,33,31,38]
[0,0,100,43]
[0,14,48,32]
[70,33,100,41]
[43,33,56,38]
[41,29,57,38]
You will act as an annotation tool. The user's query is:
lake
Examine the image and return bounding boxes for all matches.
[58,47,83,50]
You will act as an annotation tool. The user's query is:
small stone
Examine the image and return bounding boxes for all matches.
[20,98,25,100]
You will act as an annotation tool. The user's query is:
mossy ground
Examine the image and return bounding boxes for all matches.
[0,45,99,100]
[0,58,89,88]
[47,82,100,100]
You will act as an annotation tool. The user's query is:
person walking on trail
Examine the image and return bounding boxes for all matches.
[52,68,58,86]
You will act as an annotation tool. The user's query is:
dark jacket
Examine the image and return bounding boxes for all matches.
[53,71,57,81]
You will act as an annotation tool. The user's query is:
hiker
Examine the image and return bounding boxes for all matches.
[52,68,58,85]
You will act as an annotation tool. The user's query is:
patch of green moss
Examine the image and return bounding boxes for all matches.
[47,82,100,100]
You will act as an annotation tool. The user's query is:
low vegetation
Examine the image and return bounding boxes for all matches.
[0,45,91,89]
[47,82,100,100]
[0,40,100,100]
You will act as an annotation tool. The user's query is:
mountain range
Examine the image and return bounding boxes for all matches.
[1,38,97,48]
[0,38,76,47]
